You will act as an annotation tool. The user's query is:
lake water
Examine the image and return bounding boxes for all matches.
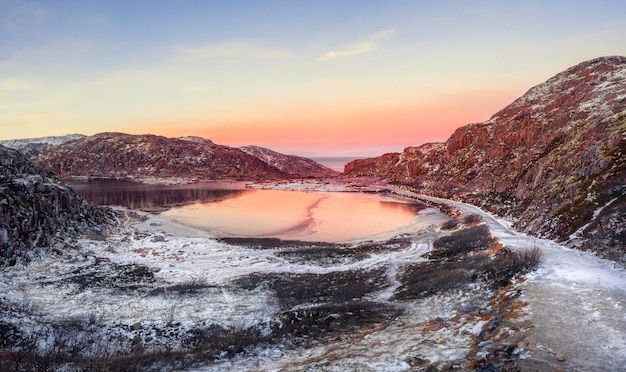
[70,180,443,242]
[69,180,249,212]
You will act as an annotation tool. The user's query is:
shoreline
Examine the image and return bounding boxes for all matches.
[129,179,447,244]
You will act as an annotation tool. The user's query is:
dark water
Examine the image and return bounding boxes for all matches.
[69,180,250,212]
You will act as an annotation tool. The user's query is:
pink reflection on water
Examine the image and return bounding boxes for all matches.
[161,189,426,242]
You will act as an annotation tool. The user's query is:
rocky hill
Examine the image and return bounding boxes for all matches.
[344,56,626,260]
[0,145,115,266]
[240,145,339,178]
[33,132,290,182]
[0,134,85,159]
[29,133,337,181]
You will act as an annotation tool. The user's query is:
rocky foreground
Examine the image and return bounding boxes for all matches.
[1,177,624,371]
[0,145,115,266]
[344,56,626,261]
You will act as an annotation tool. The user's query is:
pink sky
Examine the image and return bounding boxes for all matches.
[132,82,530,156]
[2,1,625,156]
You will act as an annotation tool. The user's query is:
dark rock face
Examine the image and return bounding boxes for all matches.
[0,145,114,266]
[33,132,288,182]
[344,56,626,259]
[240,145,339,178]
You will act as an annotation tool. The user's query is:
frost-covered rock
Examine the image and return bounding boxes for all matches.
[0,133,84,159]
[0,145,115,265]
[33,132,288,182]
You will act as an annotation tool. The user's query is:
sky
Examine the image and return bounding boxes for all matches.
[1,0,625,156]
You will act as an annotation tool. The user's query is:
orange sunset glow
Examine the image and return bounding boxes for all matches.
[134,84,529,155]
[2,1,625,155]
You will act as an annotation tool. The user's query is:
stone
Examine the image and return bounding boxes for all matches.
[0,145,115,265]
[88,225,108,241]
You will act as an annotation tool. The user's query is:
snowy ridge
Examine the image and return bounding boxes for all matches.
[0,134,85,159]
[0,133,85,149]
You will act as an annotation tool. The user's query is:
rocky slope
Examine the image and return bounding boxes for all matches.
[344,56,626,259]
[0,134,85,159]
[33,132,290,182]
[0,145,115,266]
[240,145,339,178]
[30,133,336,181]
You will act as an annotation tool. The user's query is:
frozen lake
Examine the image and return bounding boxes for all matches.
[70,180,444,242]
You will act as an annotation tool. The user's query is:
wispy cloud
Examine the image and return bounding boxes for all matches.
[317,29,396,62]
[177,41,289,61]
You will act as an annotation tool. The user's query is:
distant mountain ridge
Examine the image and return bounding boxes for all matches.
[344,56,626,259]
[28,132,334,182]
[240,145,339,177]
[0,134,85,159]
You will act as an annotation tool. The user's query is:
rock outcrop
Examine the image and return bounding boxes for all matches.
[344,56,626,259]
[0,145,115,266]
[240,145,339,178]
[33,132,288,182]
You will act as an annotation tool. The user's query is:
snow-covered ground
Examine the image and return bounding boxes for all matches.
[397,191,626,371]
[1,180,625,371]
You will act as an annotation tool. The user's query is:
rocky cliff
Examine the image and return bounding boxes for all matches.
[240,145,339,178]
[344,56,626,259]
[0,145,115,266]
[33,132,289,182]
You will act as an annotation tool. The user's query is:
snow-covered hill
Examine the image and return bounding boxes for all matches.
[0,133,84,159]
[32,132,288,182]
[2,132,338,181]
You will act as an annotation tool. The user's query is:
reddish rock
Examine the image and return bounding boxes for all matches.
[343,152,400,178]
[239,145,339,178]
[34,132,288,181]
[344,56,626,258]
